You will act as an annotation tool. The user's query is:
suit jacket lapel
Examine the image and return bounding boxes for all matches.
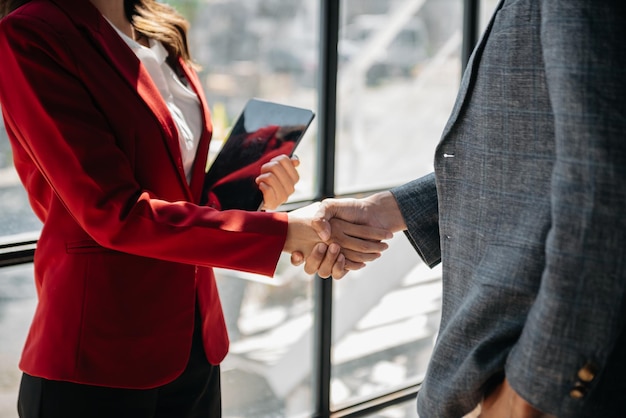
[49,0,192,199]
[438,0,505,144]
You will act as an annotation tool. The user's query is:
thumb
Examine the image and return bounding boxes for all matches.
[291,251,305,266]
[312,200,338,241]
[312,217,331,242]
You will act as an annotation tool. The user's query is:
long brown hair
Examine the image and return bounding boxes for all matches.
[0,0,28,18]
[125,0,194,65]
[1,0,194,65]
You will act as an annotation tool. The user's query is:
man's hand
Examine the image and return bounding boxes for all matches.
[290,191,404,278]
[285,202,392,279]
[479,378,555,418]
[311,191,406,242]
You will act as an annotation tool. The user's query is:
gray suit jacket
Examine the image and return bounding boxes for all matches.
[392,1,626,416]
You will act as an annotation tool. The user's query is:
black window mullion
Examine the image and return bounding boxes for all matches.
[462,0,481,72]
[312,0,340,416]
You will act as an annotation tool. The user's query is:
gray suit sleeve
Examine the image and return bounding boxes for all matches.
[390,172,441,268]
[506,2,626,414]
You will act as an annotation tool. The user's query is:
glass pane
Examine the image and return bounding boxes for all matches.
[481,0,501,30]
[0,264,36,418]
[336,0,462,194]
[215,262,314,417]
[0,119,42,240]
[333,0,459,405]
[185,0,319,203]
[183,1,321,416]
[331,236,442,408]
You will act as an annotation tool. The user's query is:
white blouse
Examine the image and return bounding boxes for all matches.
[108,21,203,184]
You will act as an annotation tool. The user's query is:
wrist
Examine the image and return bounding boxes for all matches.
[368,191,406,232]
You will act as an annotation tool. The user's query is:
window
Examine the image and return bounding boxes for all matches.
[0,120,41,239]
[187,0,319,204]
[331,0,460,409]
[0,264,36,418]
[336,0,462,193]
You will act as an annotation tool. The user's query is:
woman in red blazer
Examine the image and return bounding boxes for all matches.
[0,0,390,416]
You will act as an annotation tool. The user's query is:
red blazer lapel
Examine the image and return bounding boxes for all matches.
[177,58,214,203]
[49,0,193,200]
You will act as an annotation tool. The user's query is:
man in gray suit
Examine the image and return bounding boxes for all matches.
[295,0,626,416]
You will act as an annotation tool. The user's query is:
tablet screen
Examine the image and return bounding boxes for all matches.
[201,98,315,211]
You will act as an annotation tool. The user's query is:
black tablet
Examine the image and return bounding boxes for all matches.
[201,98,315,211]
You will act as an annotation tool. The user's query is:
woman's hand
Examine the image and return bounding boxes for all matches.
[256,155,300,210]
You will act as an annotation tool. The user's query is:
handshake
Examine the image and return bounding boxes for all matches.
[283,191,407,279]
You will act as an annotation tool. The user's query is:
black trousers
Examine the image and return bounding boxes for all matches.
[17,314,221,418]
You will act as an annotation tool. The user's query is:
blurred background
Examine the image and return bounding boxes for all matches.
[0,0,499,416]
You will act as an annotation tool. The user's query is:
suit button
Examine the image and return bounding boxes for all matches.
[570,384,587,399]
[577,363,597,383]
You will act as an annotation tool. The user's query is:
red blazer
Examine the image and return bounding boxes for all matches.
[0,0,288,389]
